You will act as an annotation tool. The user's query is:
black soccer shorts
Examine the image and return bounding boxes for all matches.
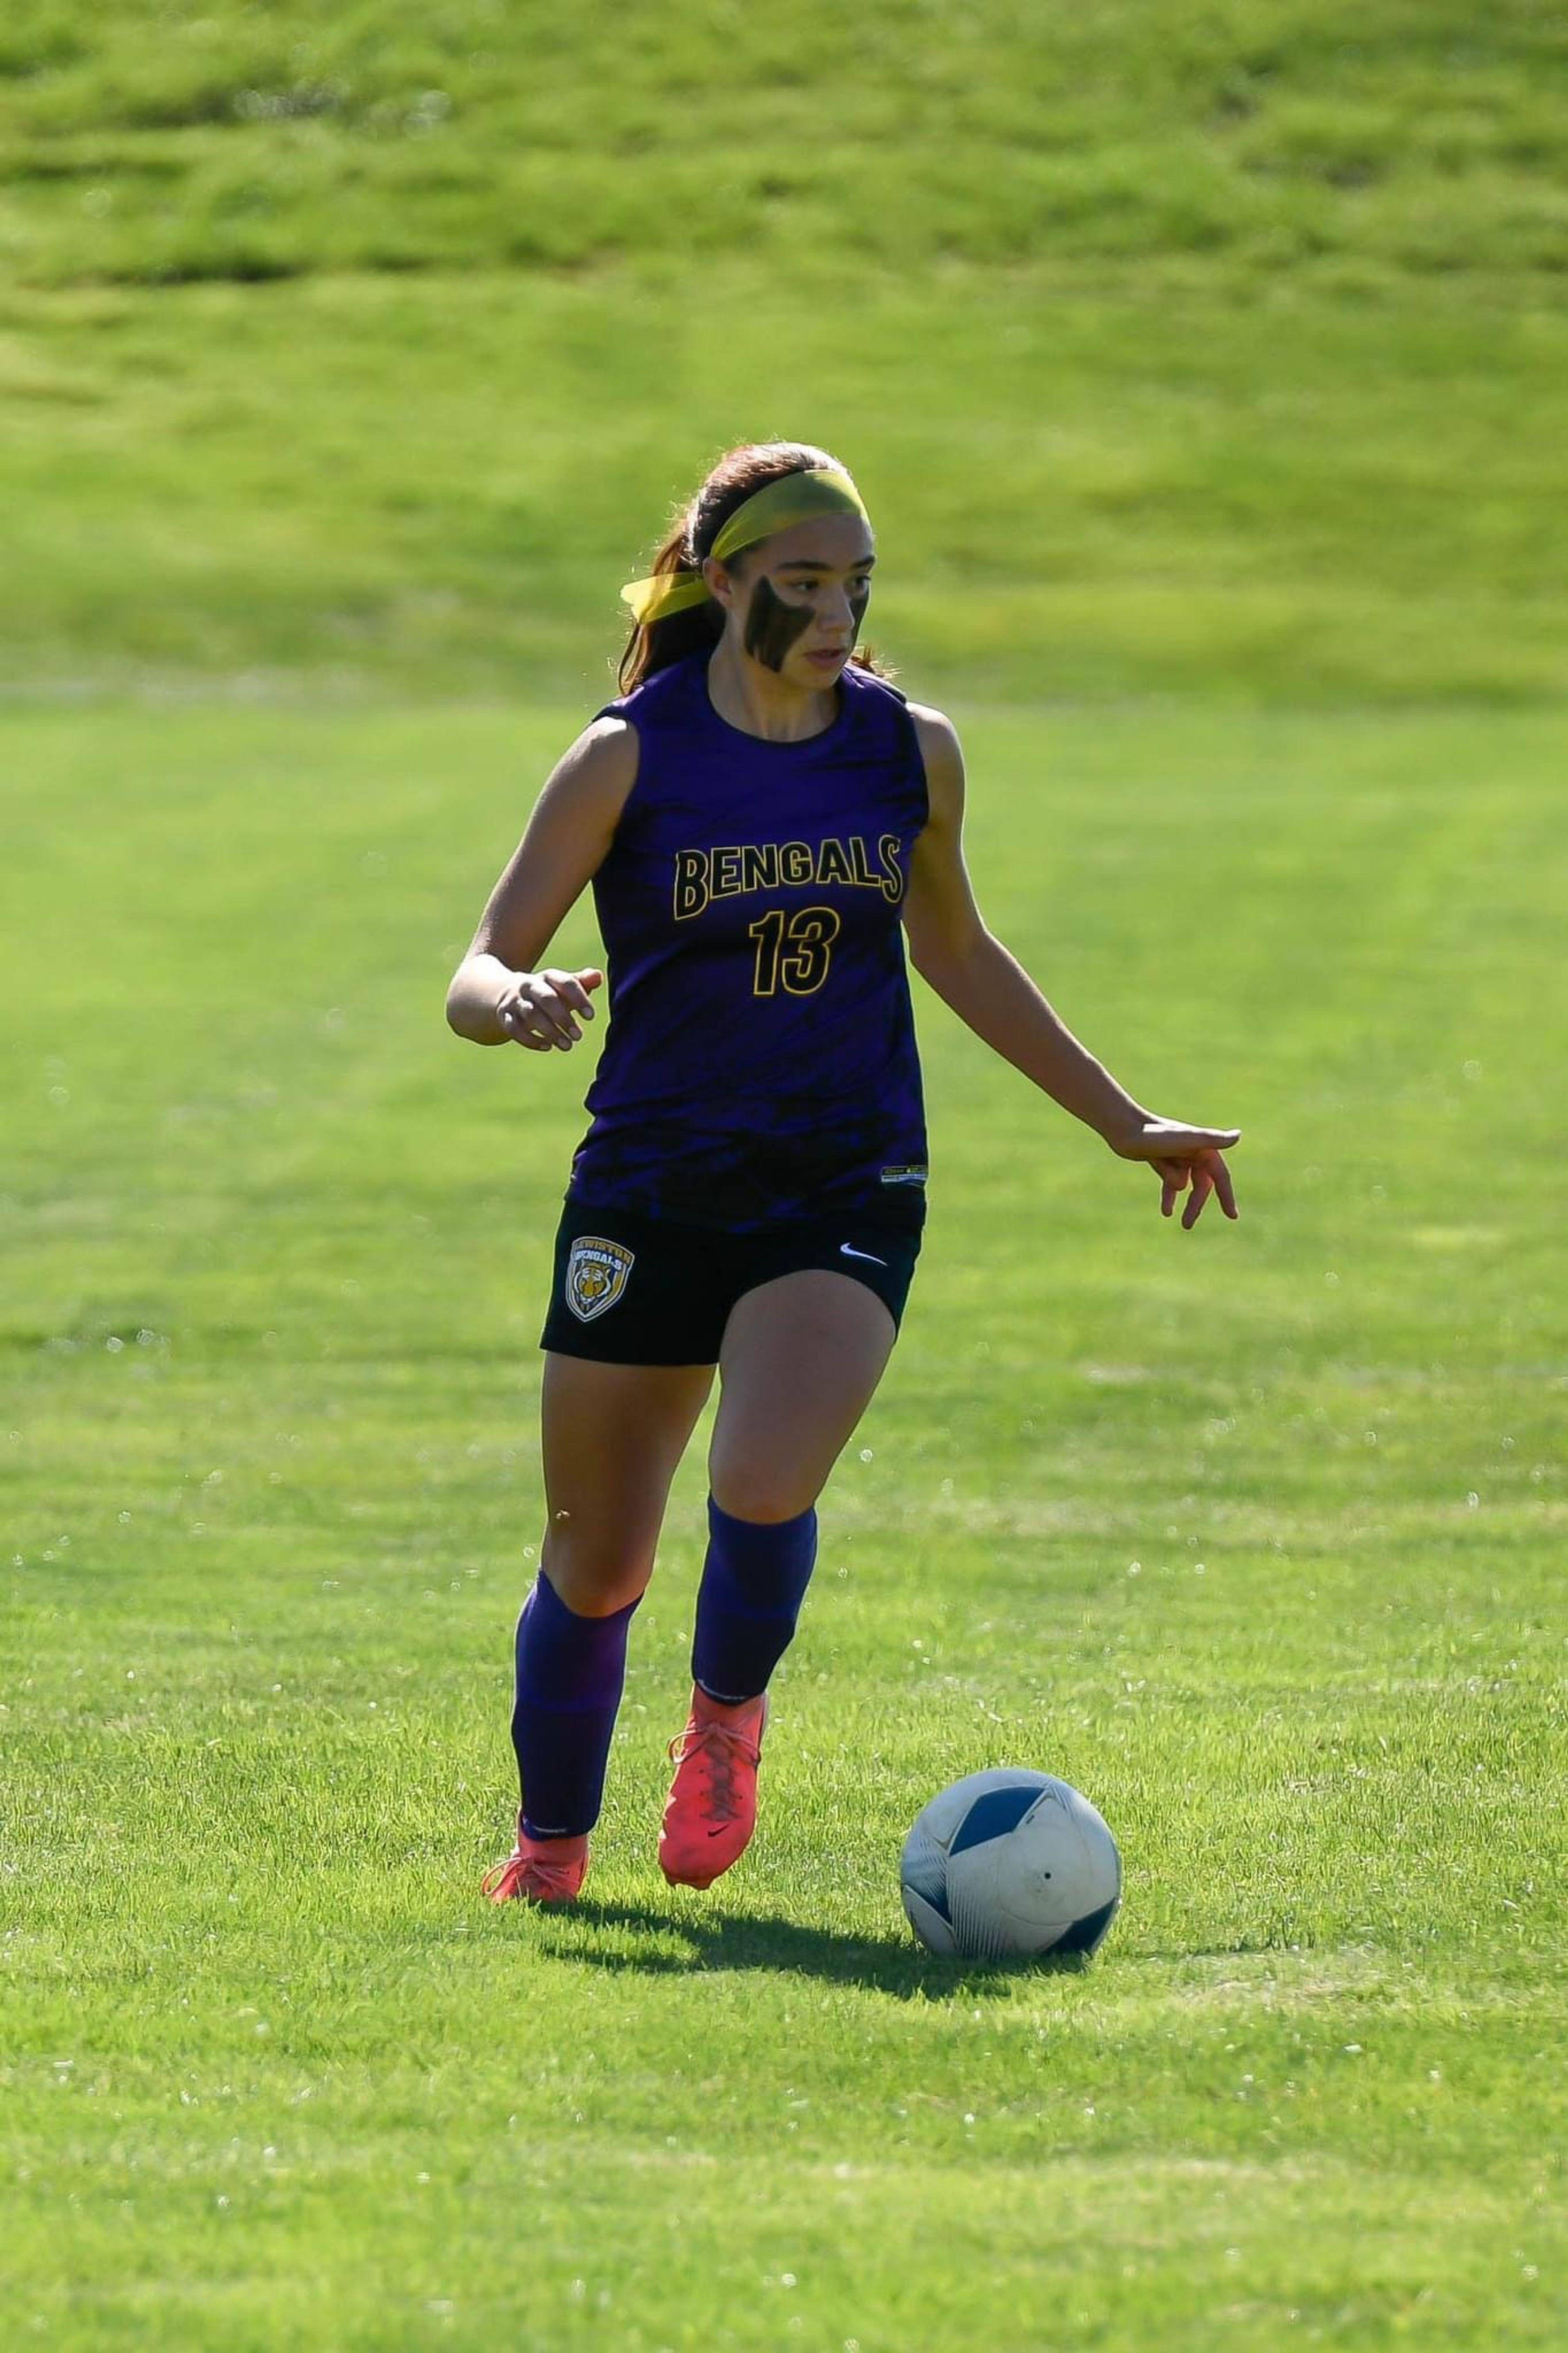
[539,1195,923,1366]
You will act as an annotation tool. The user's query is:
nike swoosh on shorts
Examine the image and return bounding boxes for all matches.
[839,1244,889,1267]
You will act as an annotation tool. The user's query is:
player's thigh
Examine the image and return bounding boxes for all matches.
[708,1271,897,1524]
[540,1351,715,1611]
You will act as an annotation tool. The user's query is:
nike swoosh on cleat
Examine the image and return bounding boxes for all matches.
[839,1244,888,1266]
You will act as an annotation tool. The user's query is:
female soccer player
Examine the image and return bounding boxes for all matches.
[446,442,1238,1904]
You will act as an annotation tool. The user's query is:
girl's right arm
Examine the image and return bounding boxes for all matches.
[445,716,638,1051]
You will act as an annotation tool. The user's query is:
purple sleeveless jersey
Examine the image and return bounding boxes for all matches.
[567,652,931,1231]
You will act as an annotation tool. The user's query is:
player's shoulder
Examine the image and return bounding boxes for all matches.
[903,700,964,792]
[545,709,640,814]
[568,709,639,769]
[904,697,958,742]
[584,653,702,778]
[842,667,955,766]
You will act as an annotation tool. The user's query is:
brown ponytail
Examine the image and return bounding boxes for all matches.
[617,441,893,694]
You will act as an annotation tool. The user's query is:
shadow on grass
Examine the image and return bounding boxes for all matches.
[520,1897,1095,1998]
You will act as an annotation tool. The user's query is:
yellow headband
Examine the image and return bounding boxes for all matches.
[620,466,870,628]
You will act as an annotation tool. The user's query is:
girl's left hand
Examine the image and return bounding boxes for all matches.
[1109,1115,1241,1229]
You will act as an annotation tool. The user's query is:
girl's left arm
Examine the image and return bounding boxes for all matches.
[902,705,1240,1229]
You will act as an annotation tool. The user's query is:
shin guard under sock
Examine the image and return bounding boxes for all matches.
[511,1569,638,1840]
[691,1496,819,1705]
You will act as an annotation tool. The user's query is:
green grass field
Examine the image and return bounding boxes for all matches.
[3,0,1566,707]
[4,2,1568,2345]
[4,699,1564,2348]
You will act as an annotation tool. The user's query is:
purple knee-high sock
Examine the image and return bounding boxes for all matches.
[691,1496,819,1705]
[511,1570,639,1840]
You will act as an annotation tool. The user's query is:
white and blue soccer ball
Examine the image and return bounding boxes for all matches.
[900,1768,1121,1960]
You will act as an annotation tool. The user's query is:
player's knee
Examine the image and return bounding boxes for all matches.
[539,1523,652,1616]
[708,1465,819,1526]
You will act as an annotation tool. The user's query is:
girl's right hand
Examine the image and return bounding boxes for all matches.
[496,967,604,1052]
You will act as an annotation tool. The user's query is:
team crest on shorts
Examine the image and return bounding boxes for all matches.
[566,1235,634,1323]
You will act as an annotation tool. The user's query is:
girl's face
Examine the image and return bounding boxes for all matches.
[706,511,876,687]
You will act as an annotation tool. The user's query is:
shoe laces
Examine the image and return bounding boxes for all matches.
[481,1849,580,1902]
[667,1715,758,1827]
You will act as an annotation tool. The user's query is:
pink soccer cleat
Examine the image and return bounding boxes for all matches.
[659,1689,768,1890]
[481,1826,589,1905]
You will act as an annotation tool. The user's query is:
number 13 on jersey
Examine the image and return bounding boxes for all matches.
[748,905,842,996]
